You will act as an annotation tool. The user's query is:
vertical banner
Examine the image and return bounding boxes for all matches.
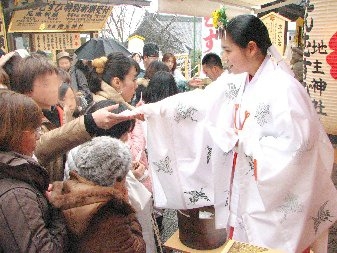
[304,0,337,134]
[201,17,221,76]
[0,2,8,53]
[261,12,290,56]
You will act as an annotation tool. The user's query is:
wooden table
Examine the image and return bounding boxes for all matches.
[163,230,229,253]
[163,230,291,253]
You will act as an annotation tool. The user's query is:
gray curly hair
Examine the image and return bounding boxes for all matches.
[75,136,131,186]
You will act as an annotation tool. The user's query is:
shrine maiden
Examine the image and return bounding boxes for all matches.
[135,14,337,253]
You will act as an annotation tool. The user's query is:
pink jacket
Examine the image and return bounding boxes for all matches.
[128,119,152,193]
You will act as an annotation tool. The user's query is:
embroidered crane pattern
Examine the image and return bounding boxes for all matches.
[292,138,316,165]
[184,188,210,205]
[224,82,240,101]
[311,201,334,233]
[277,192,303,224]
[206,146,212,164]
[224,190,230,207]
[254,103,271,127]
[152,156,173,175]
[174,103,198,123]
[245,155,254,177]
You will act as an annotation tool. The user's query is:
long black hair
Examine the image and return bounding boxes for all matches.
[226,15,272,56]
[143,71,179,104]
[87,52,140,93]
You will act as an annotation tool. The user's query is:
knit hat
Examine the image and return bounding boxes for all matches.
[56,51,72,61]
[75,136,131,186]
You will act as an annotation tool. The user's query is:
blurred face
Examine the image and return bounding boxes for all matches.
[16,127,42,157]
[202,65,218,81]
[132,54,142,63]
[221,35,250,74]
[60,87,77,112]
[120,66,138,103]
[143,56,159,70]
[164,57,174,71]
[58,57,72,72]
[28,72,62,109]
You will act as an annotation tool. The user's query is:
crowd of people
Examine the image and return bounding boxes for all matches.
[0,14,337,253]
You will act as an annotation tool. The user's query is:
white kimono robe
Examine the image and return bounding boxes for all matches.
[136,57,337,253]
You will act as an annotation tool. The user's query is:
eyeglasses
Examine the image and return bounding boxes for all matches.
[22,126,42,137]
[34,127,42,136]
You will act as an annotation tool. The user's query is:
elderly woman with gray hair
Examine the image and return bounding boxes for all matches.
[48,136,146,253]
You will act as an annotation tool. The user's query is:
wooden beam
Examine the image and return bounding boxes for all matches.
[208,0,258,10]
[56,0,151,7]
[4,0,47,13]
[4,0,151,13]
[255,0,300,14]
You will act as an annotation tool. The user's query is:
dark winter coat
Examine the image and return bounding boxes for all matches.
[49,171,146,253]
[0,151,67,253]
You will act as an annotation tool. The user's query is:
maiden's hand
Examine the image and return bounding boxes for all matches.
[92,105,143,129]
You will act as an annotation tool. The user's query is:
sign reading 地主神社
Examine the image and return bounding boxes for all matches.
[304,0,337,135]
[8,2,113,32]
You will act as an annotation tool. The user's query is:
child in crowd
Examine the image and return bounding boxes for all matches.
[0,90,67,252]
[58,83,79,123]
[49,136,146,253]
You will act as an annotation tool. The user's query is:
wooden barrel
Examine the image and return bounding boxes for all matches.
[177,205,227,250]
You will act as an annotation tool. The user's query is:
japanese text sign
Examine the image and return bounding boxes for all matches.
[8,2,113,32]
[261,12,289,56]
[304,0,337,134]
[32,33,80,51]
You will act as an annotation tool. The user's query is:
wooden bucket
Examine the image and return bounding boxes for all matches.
[177,205,227,250]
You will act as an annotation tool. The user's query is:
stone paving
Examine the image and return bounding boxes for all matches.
[160,209,179,244]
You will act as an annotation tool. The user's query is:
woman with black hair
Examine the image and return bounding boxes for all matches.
[143,70,179,104]
[88,52,140,109]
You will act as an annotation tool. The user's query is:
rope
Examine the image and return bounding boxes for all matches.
[151,212,164,253]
